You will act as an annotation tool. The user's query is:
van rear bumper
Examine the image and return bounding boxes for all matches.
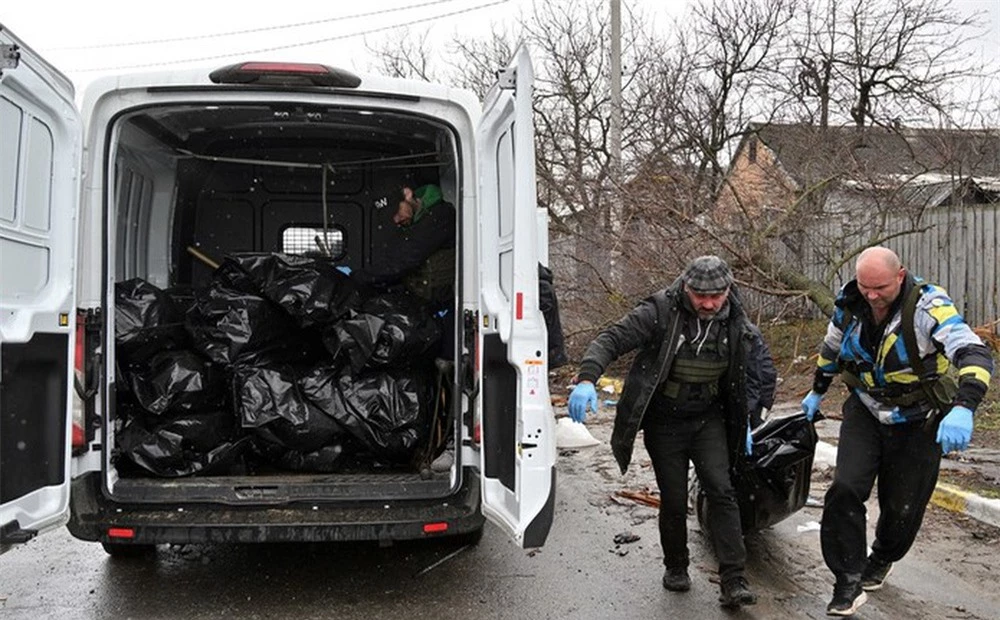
[66,471,484,545]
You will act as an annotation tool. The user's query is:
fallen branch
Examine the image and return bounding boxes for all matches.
[614,489,661,508]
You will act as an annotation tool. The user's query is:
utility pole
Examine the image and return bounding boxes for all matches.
[608,0,623,279]
[610,0,622,193]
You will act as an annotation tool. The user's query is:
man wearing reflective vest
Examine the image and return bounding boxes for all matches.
[801,247,994,617]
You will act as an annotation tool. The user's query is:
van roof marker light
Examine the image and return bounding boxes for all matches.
[209,62,362,88]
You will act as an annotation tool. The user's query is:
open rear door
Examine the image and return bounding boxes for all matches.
[476,45,556,548]
[0,26,81,551]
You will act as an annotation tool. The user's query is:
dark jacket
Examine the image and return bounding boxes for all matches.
[358,200,456,286]
[578,279,759,474]
[746,323,777,427]
[538,264,568,369]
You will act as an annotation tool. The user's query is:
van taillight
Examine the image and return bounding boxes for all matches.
[107,528,135,540]
[208,62,362,88]
[72,311,87,449]
[423,522,448,534]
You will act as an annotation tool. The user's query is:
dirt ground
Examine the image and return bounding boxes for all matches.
[557,404,1000,619]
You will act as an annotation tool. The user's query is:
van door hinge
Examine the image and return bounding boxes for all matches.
[0,43,20,77]
[496,66,516,90]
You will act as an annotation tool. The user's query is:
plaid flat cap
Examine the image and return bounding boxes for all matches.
[682,255,733,293]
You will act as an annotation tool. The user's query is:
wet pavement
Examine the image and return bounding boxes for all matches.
[2,404,999,619]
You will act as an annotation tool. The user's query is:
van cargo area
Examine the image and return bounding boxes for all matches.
[101,101,465,506]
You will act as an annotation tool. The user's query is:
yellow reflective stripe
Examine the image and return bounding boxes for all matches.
[818,354,835,368]
[878,333,898,365]
[860,372,876,387]
[928,304,958,324]
[959,366,992,385]
[936,355,950,374]
[883,370,921,384]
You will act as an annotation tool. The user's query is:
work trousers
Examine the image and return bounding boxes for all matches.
[642,409,746,583]
[821,393,942,579]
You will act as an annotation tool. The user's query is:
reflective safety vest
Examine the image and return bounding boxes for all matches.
[835,280,957,415]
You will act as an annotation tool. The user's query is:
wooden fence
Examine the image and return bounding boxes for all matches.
[781,202,1000,331]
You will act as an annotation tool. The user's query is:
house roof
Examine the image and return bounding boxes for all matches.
[749,123,1000,189]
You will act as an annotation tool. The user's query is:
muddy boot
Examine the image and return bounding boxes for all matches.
[661,567,691,592]
[719,576,757,608]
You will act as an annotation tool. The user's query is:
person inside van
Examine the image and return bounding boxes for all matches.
[354,183,457,295]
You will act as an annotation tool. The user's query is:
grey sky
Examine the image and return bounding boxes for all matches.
[2,0,996,98]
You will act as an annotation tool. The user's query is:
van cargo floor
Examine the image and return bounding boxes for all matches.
[110,471,456,504]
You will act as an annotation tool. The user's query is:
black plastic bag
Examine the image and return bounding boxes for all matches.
[117,409,247,477]
[748,411,818,470]
[225,253,366,327]
[737,412,818,532]
[187,281,302,365]
[250,441,346,473]
[233,364,343,453]
[300,366,432,463]
[115,278,180,340]
[323,293,441,372]
[115,279,188,362]
[125,350,223,416]
[694,412,817,534]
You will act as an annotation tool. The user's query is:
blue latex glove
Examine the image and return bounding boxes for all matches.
[801,390,824,422]
[745,427,753,456]
[568,382,598,422]
[937,406,974,453]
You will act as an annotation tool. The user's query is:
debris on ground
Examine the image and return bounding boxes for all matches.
[555,417,601,448]
[414,544,471,576]
[613,489,661,509]
[613,532,641,545]
[596,377,623,395]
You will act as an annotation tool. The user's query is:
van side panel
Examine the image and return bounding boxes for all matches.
[0,334,68,503]
[0,24,82,546]
[481,333,516,489]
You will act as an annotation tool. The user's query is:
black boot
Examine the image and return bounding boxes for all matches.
[662,567,691,592]
[719,576,757,608]
[827,575,867,616]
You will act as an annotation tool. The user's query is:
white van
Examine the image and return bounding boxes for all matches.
[0,25,555,555]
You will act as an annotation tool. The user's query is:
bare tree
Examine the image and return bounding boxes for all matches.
[669,0,796,199]
[786,0,984,129]
[365,29,437,81]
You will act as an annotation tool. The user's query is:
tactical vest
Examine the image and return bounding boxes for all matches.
[659,328,729,416]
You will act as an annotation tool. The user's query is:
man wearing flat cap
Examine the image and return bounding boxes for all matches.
[569,255,770,609]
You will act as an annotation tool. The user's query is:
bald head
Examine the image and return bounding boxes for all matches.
[855,247,905,319]
[856,247,901,273]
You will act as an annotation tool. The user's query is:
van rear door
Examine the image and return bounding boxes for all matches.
[476,45,556,548]
[0,26,81,551]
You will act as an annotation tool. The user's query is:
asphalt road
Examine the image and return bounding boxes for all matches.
[2,411,999,620]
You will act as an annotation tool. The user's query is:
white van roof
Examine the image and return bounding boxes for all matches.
[81,63,481,113]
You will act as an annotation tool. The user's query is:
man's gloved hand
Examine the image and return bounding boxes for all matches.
[745,427,753,456]
[801,390,824,422]
[937,405,974,453]
[568,381,598,423]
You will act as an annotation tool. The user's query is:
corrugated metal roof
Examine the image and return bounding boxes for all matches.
[749,124,1000,190]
